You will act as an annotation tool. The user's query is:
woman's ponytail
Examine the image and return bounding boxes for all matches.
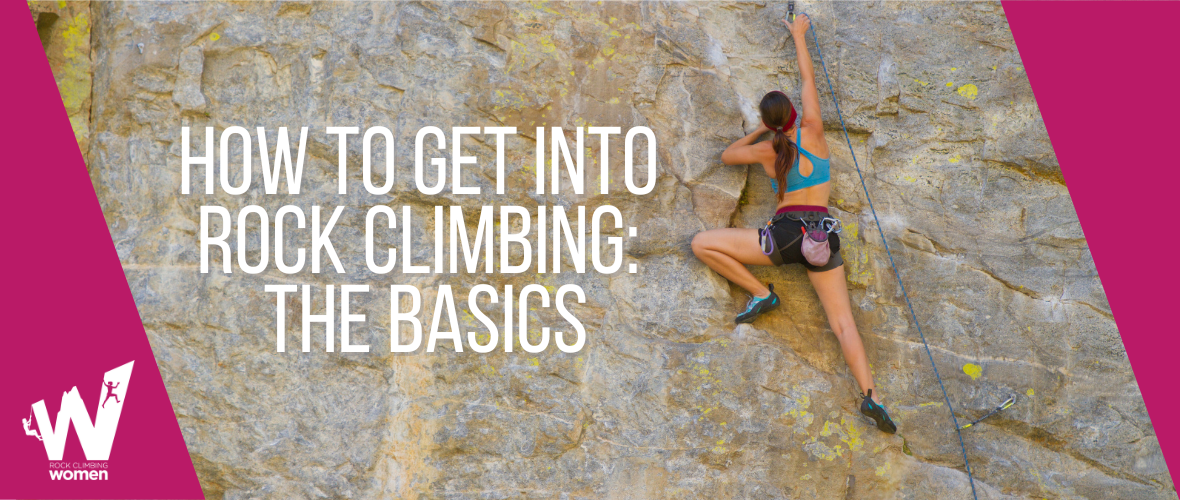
[760,91,799,197]
[772,129,797,197]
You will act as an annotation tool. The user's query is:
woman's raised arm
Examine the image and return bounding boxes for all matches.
[784,15,823,131]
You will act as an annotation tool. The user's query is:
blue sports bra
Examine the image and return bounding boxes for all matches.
[770,128,831,193]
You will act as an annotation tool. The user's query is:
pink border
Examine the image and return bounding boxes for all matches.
[1005,0,1180,482]
[0,2,203,498]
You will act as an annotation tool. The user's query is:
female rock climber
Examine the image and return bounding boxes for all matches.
[690,14,896,434]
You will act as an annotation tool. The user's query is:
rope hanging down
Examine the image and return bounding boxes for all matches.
[799,12,980,500]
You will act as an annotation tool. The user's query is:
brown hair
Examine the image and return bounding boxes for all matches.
[760,91,798,197]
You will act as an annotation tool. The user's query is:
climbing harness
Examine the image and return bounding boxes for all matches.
[759,212,841,261]
[798,11,982,499]
[959,395,1017,430]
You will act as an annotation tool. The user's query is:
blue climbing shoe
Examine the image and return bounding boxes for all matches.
[735,284,780,324]
[860,389,897,434]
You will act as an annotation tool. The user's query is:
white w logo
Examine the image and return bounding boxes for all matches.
[27,361,134,461]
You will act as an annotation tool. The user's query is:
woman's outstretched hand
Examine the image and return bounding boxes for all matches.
[783,13,810,39]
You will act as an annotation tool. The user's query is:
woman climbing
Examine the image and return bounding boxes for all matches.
[690,14,896,434]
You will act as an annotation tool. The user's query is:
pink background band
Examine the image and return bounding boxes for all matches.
[2,1,1178,496]
[1004,0,1180,479]
[0,0,202,497]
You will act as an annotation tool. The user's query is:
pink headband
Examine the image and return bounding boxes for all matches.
[763,90,797,134]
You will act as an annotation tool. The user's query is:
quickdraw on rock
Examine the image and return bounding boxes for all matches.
[959,395,1018,430]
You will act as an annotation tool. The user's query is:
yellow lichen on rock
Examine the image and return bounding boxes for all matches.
[963,363,983,380]
[957,83,979,100]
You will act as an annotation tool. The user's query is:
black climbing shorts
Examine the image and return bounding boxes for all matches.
[762,206,844,272]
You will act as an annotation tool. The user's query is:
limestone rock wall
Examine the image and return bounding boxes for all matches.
[48,1,1178,498]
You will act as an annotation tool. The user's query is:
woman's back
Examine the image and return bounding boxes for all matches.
[754,125,831,208]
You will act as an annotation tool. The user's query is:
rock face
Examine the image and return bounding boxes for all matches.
[40,1,1176,498]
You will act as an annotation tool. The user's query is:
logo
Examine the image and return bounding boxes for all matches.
[22,361,134,480]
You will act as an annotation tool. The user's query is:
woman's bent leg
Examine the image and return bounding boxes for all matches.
[807,264,880,403]
[691,228,774,297]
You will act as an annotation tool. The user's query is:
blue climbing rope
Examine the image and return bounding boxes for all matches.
[800,13,980,500]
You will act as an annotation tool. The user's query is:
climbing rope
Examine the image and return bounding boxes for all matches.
[800,12,980,499]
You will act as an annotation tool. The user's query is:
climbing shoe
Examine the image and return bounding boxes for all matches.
[735,284,780,324]
[860,389,897,434]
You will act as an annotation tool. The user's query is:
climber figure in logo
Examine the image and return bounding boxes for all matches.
[689,11,896,433]
[23,407,42,441]
[102,380,122,408]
